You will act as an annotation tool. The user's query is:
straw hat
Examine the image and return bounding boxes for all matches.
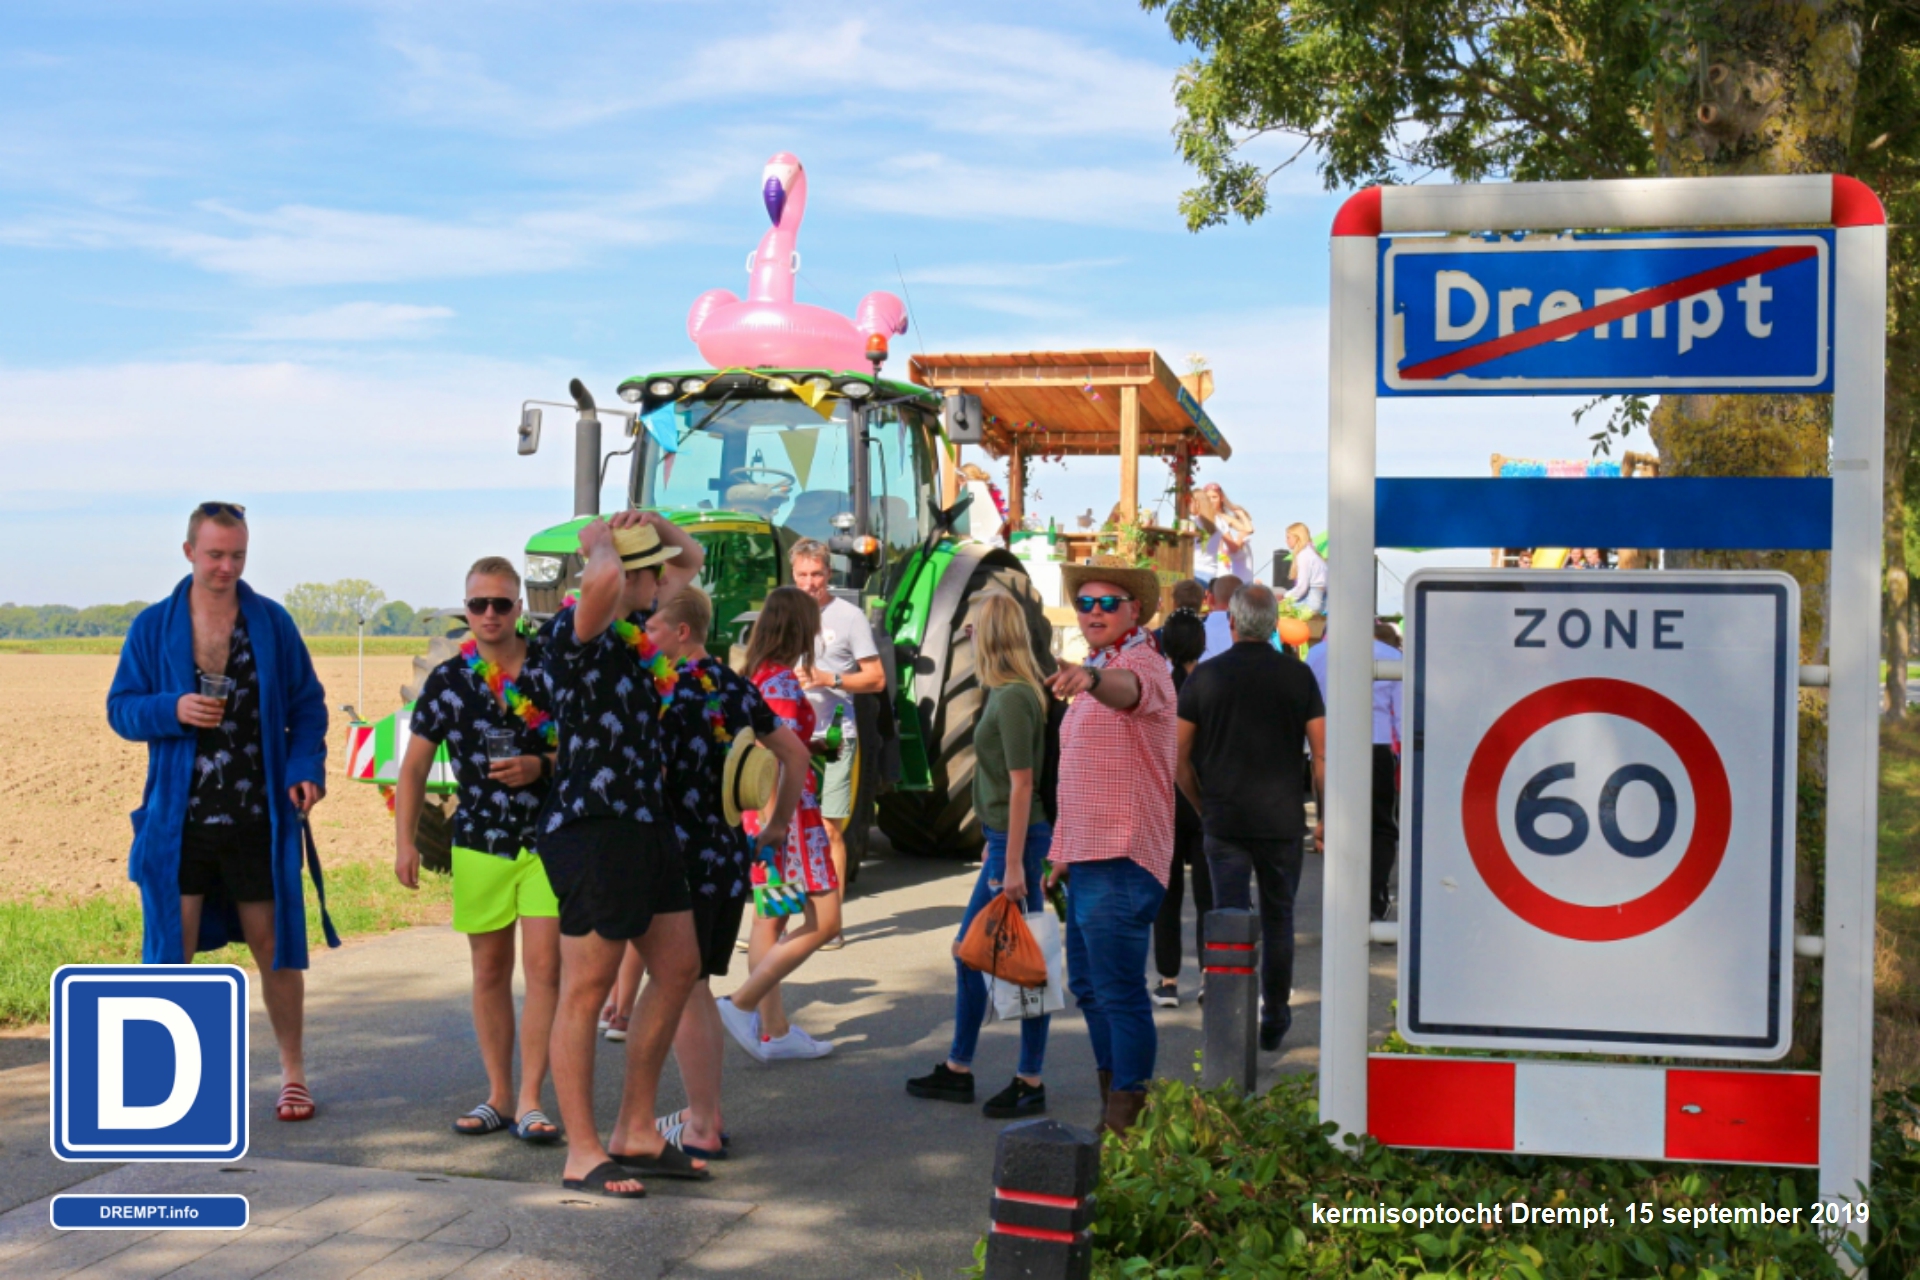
[1060,555,1163,626]
[721,728,781,828]
[612,522,683,571]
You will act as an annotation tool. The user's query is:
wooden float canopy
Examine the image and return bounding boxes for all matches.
[907,349,1231,524]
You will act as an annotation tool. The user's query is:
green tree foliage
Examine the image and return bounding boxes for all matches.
[0,602,148,638]
[1144,0,1720,229]
[281,580,444,635]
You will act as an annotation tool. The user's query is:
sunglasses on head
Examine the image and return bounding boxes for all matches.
[1074,594,1133,615]
[197,502,246,521]
[466,597,518,616]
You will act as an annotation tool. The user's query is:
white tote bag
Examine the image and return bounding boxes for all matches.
[989,910,1067,1022]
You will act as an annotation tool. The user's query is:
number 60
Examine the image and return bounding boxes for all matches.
[1515,762,1678,859]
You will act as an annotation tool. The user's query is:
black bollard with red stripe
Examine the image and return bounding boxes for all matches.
[984,1118,1099,1280]
[1201,908,1259,1092]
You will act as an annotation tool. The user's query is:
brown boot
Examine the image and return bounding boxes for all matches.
[1101,1089,1148,1137]
[1095,1070,1111,1127]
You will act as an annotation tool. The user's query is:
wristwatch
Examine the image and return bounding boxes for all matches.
[832,672,843,690]
[1087,666,1103,692]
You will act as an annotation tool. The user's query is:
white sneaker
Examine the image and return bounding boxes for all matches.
[716,996,768,1063]
[761,1028,834,1060]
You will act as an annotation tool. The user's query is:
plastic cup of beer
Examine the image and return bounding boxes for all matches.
[485,728,518,762]
[199,673,235,703]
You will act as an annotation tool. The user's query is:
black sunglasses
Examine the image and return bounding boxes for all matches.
[1074,594,1133,615]
[466,597,518,615]
[197,502,247,521]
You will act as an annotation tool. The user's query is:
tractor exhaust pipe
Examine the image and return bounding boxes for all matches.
[570,378,601,518]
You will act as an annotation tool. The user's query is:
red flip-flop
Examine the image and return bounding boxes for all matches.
[276,1082,315,1122]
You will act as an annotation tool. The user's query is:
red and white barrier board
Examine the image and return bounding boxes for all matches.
[346,723,376,782]
[1369,1056,1818,1167]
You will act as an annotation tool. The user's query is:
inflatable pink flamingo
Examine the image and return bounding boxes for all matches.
[687,152,909,372]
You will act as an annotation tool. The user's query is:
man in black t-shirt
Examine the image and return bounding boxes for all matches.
[537,510,711,1198]
[1175,583,1325,1053]
[395,555,561,1145]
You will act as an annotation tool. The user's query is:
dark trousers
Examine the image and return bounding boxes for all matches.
[1371,744,1400,921]
[1152,825,1212,981]
[1203,834,1304,1038]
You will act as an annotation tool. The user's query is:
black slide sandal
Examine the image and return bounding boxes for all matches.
[608,1142,713,1181]
[562,1161,648,1199]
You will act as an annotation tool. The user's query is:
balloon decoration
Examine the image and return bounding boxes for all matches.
[687,152,909,372]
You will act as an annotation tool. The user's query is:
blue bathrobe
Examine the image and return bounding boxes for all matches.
[107,575,339,968]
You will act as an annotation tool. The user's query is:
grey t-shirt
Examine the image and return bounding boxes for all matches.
[808,595,879,742]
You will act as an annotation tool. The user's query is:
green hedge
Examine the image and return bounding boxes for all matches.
[972,1074,1920,1278]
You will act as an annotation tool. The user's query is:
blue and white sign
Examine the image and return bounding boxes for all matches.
[1380,232,1833,395]
[51,965,248,1162]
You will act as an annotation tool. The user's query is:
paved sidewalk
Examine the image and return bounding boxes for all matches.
[0,837,1396,1278]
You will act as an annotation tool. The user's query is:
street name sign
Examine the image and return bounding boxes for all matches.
[1381,232,1834,395]
[1400,571,1798,1059]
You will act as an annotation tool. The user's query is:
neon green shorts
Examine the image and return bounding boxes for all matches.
[451,845,560,934]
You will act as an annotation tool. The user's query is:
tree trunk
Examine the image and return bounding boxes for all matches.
[1647,1,1863,1066]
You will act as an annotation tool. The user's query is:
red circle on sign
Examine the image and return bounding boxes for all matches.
[1460,677,1732,942]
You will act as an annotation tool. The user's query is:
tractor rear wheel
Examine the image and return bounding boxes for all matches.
[877,560,1052,860]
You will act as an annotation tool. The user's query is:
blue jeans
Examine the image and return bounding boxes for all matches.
[1064,857,1166,1093]
[950,822,1053,1078]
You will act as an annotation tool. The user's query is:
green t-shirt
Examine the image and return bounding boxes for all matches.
[973,681,1047,833]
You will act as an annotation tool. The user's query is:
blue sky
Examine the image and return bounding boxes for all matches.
[2,1,1637,608]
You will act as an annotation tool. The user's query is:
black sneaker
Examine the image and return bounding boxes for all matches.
[982,1078,1046,1120]
[906,1063,975,1103]
[1151,981,1179,1008]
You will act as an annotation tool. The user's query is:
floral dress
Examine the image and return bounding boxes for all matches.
[743,661,838,895]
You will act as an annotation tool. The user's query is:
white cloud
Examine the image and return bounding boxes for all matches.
[235,302,454,342]
[844,153,1187,227]
[0,196,691,286]
[381,16,1174,143]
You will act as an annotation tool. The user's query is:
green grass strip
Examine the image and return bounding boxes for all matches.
[0,862,451,1027]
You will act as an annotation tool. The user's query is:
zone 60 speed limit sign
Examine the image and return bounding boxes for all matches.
[1401,570,1798,1060]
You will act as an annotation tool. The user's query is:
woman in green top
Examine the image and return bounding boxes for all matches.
[907,591,1054,1119]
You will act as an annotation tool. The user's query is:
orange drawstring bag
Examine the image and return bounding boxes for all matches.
[957,895,1049,989]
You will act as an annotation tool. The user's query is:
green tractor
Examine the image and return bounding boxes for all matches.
[516,369,1051,881]
[352,367,1050,881]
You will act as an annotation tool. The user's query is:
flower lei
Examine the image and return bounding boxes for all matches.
[461,639,556,747]
[686,659,732,745]
[609,616,679,704]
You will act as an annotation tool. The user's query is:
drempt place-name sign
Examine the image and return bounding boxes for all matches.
[1381,232,1833,395]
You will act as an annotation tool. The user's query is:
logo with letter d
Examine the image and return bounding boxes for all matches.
[51,966,247,1162]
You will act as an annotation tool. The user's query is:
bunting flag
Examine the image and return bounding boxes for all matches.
[779,427,821,489]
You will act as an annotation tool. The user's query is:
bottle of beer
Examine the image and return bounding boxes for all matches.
[824,704,845,760]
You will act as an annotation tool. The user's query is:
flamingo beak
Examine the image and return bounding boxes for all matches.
[761,159,798,226]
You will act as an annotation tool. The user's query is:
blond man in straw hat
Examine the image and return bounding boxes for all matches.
[1040,555,1179,1136]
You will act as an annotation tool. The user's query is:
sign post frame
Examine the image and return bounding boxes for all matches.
[1322,175,1886,1229]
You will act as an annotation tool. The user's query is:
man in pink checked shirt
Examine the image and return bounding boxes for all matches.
[1042,556,1178,1138]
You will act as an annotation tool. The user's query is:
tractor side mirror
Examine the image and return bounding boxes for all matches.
[942,392,984,445]
[517,406,543,456]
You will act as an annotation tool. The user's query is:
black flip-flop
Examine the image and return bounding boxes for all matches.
[453,1102,508,1136]
[562,1160,648,1199]
[608,1142,713,1181]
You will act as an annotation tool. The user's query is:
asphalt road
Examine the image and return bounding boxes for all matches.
[0,833,1399,1278]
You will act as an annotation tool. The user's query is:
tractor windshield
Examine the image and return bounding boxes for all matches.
[637,393,935,553]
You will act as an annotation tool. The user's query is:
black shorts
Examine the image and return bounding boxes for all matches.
[690,893,747,981]
[178,823,275,903]
[537,818,691,941]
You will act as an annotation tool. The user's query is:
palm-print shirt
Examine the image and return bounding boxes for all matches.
[535,605,671,837]
[409,651,553,857]
[189,614,268,827]
[663,656,779,902]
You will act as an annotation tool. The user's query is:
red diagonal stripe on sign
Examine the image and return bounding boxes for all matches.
[1399,243,1818,381]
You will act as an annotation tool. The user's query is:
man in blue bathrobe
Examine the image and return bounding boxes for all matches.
[107,502,334,1122]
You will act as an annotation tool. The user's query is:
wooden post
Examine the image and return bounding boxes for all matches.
[1007,436,1026,531]
[1174,446,1194,576]
[1118,384,1140,522]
